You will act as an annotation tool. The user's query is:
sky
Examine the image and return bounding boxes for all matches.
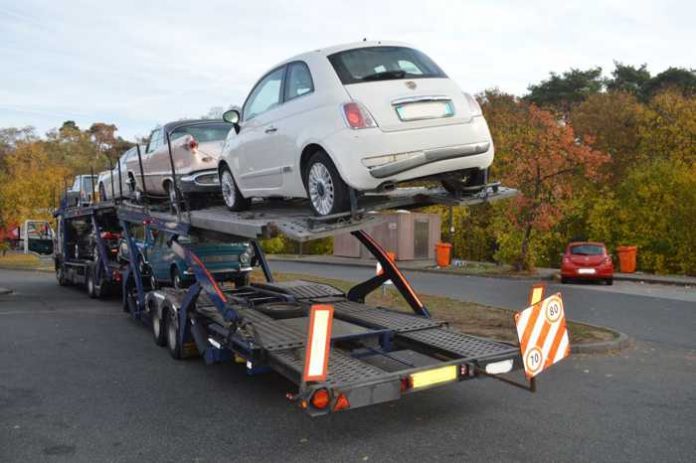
[0,0,693,141]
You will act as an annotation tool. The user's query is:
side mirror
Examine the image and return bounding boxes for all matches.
[223,109,241,134]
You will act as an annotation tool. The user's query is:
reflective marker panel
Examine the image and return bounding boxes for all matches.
[410,365,458,390]
[303,305,335,383]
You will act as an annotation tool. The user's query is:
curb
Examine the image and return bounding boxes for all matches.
[0,266,54,274]
[268,256,547,281]
[570,328,631,354]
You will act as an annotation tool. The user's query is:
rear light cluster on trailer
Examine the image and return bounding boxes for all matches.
[303,388,351,412]
[342,102,377,130]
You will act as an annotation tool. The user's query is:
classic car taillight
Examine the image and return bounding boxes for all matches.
[185,136,199,151]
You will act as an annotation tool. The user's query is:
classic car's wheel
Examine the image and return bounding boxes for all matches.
[171,267,188,290]
[233,273,250,288]
[127,174,137,195]
[304,151,349,216]
[165,181,179,214]
[220,166,250,212]
[150,274,158,290]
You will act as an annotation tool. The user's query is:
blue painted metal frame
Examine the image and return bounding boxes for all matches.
[119,219,147,317]
[90,214,111,282]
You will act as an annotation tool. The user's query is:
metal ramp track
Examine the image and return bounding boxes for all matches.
[397,327,518,361]
[250,280,345,300]
[331,300,444,333]
[270,347,390,387]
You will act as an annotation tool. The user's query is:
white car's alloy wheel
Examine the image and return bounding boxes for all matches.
[221,170,236,208]
[308,163,335,216]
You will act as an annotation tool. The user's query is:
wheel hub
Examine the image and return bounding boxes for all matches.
[308,163,335,215]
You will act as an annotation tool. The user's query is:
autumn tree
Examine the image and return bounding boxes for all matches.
[482,91,608,270]
[570,91,644,182]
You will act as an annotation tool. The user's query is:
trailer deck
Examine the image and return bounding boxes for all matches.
[118,184,516,241]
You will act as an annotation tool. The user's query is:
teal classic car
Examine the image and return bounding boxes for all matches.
[121,226,253,289]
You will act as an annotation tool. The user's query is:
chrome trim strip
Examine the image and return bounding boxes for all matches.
[368,141,491,179]
[391,95,451,105]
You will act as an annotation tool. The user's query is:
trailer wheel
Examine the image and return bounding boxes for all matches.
[166,306,182,359]
[56,265,69,286]
[304,151,349,216]
[151,299,166,347]
[123,276,137,313]
[87,270,97,298]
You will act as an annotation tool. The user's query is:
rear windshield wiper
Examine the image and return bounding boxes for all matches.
[360,70,407,82]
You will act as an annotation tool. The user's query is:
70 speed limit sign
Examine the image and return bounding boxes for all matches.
[514,293,570,378]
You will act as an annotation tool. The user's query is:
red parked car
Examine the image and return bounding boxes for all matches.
[561,242,614,285]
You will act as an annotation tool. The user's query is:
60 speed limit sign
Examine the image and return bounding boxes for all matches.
[514,293,570,378]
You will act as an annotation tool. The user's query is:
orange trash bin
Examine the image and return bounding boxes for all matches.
[616,245,638,273]
[435,242,452,267]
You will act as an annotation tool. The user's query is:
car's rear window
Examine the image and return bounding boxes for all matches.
[570,245,605,256]
[328,46,446,85]
[171,123,232,143]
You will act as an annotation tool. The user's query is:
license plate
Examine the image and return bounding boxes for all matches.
[409,365,458,390]
[395,101,453,121]
[578,268,596,275]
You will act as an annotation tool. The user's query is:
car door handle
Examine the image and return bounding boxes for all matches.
[265,126,277,134]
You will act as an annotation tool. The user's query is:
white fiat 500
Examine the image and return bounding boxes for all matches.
[219,40,494,216]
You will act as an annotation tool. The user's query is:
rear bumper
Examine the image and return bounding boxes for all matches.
[285,350,521,417]
[561,266,614,279]
[179,169,220,194]
[321,116,494,191]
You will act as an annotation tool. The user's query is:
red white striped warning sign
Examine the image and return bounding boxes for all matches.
[514,293,570,378]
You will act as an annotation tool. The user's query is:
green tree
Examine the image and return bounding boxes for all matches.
[641,67,696,100]
[526,67,604,116]
[606,62,651,95]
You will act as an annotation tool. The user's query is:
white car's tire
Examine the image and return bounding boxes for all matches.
[304,151,349,216]
[220,166,250,212]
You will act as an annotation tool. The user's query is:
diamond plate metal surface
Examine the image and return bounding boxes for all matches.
[270,348,389,386]
[398,328,518,360]
[333,301,443,332]
[253,280,345,300]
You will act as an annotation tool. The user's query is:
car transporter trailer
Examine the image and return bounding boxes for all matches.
[84,182,560,418]
[54,200,123,299]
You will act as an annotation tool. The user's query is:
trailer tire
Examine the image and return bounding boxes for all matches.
[87,270,97,298]
[151,299,166,347]
[56,265,69,286]
[166,305,183,360]
[123,276,137,313]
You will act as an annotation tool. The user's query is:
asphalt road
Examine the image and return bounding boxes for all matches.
[1,267,695,462]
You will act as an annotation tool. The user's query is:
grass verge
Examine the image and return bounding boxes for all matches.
[0,253,53,271]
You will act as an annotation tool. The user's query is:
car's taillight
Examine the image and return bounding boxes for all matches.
[185,136,199,151]
[342,102,377,130]
[463,92,482,116]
